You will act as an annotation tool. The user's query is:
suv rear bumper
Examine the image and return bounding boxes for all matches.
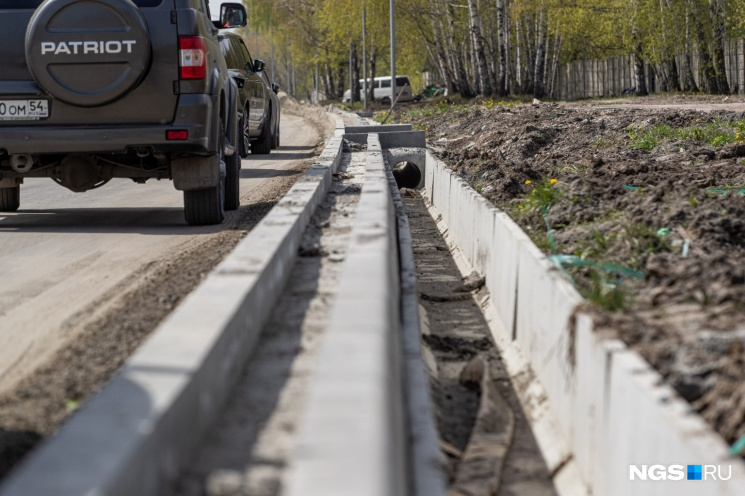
[0,94,216,155]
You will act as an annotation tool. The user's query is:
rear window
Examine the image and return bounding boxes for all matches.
[220,40,240,70]
[0,0,162,7]
[396,77,411,87]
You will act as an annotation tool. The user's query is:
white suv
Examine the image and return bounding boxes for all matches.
[342,76,414,104]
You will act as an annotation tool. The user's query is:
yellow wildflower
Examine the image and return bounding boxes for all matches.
[524,180,532,185]
[550,178,558,185]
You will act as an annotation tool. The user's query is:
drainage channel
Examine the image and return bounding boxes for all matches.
[169,147,367,496]
[403,192,558,496]
[0,118,561,496]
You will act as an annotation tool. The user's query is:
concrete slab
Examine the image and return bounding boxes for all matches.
[283,135,406,496]
[345,124,413,134]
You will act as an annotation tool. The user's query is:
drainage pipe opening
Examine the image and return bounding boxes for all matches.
[392,161,421,189]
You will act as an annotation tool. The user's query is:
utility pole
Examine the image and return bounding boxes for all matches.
[315,61,319,103]
[349,44,353,100]
[362,0,367,109]
[390,0,396,106]
[270,10,274,81]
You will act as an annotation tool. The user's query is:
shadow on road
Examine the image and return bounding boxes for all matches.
[240,168,301,179]
[246,150,316,161]
[0,200,279,235]
[276,145,315,151]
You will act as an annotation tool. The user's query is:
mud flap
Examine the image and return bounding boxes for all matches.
[171,154,223,191]
[0,178,23,188]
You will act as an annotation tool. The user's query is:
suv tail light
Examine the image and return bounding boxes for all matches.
[179,36,206,80]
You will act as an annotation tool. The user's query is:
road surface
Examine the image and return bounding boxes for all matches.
[0,113,325,398]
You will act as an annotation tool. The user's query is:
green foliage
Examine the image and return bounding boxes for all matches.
[627,119,745,151]
[395,101,471,131]
[622,223,671,267]
[520,177,562,214]
[582,269,628,313]
[245,0,743,102]
[627,126,662,150]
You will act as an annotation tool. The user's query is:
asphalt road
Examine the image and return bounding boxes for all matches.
[0,113,322,396]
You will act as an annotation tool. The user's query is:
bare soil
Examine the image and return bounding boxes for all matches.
[392,95,745,450]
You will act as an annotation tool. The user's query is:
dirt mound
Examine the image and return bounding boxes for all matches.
[395,98,745,448]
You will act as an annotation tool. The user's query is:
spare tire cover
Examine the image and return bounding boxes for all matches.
[26,0,152,107]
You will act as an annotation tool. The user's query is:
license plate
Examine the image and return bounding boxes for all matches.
[0,99,49,121]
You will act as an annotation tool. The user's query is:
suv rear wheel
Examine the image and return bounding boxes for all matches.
[272,120,280,149]
[183,120,226,226]
[0,187,20,212]
[251,110,273,155]
[239,109,250,158]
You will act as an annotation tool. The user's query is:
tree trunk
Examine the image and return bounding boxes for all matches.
[659,0,680,92]
[368,51,376,102]
[521,16,535,94]
[467,0,491,95]
[430,2,454,94]
[630,0,648,96]
[445,4,475,97]
[709,0,730,93]
[633,48,648,96]
[351,44,360,103]
[549,33,561,98]
[495,0,508,96]
[668,58,680,92]
[336,67,345,99]
[697,18,720,93]
[515,18,523,92]
[684,0,699,92]
[533,8,548,98]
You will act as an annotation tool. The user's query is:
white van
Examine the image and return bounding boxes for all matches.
[342,76,414,103]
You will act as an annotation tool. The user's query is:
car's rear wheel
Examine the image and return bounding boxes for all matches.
[239,108,250,158]
[272,121,280,149]
[252,110,273,155]
[0,186,20,212]
[183,120,226,226]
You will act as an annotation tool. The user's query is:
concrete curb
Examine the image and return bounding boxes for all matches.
[423,150,745,496]
[0,119,346,496]
[282,133,406,496]
[385,147,447,496]
[283,129,446,496]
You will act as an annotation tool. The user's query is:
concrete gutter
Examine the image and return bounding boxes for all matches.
[422,151,745,496]
[282,133,406,496]
[283,129,445,496]
[0,119,346,496]
[385,145,447,496]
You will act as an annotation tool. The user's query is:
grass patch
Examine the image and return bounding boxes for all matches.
[582,269,628,312]
[396,99,472,131]
[519,177,562,214]
[627,119,745,151]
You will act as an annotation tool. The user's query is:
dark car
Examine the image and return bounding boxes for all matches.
[0,0,247,225]
[219,33,274,156]
[258,71,281,149]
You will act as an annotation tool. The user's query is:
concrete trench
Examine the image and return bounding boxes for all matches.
[0,111,573,496]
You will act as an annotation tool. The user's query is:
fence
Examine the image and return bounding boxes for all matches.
[555,38,745,100]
